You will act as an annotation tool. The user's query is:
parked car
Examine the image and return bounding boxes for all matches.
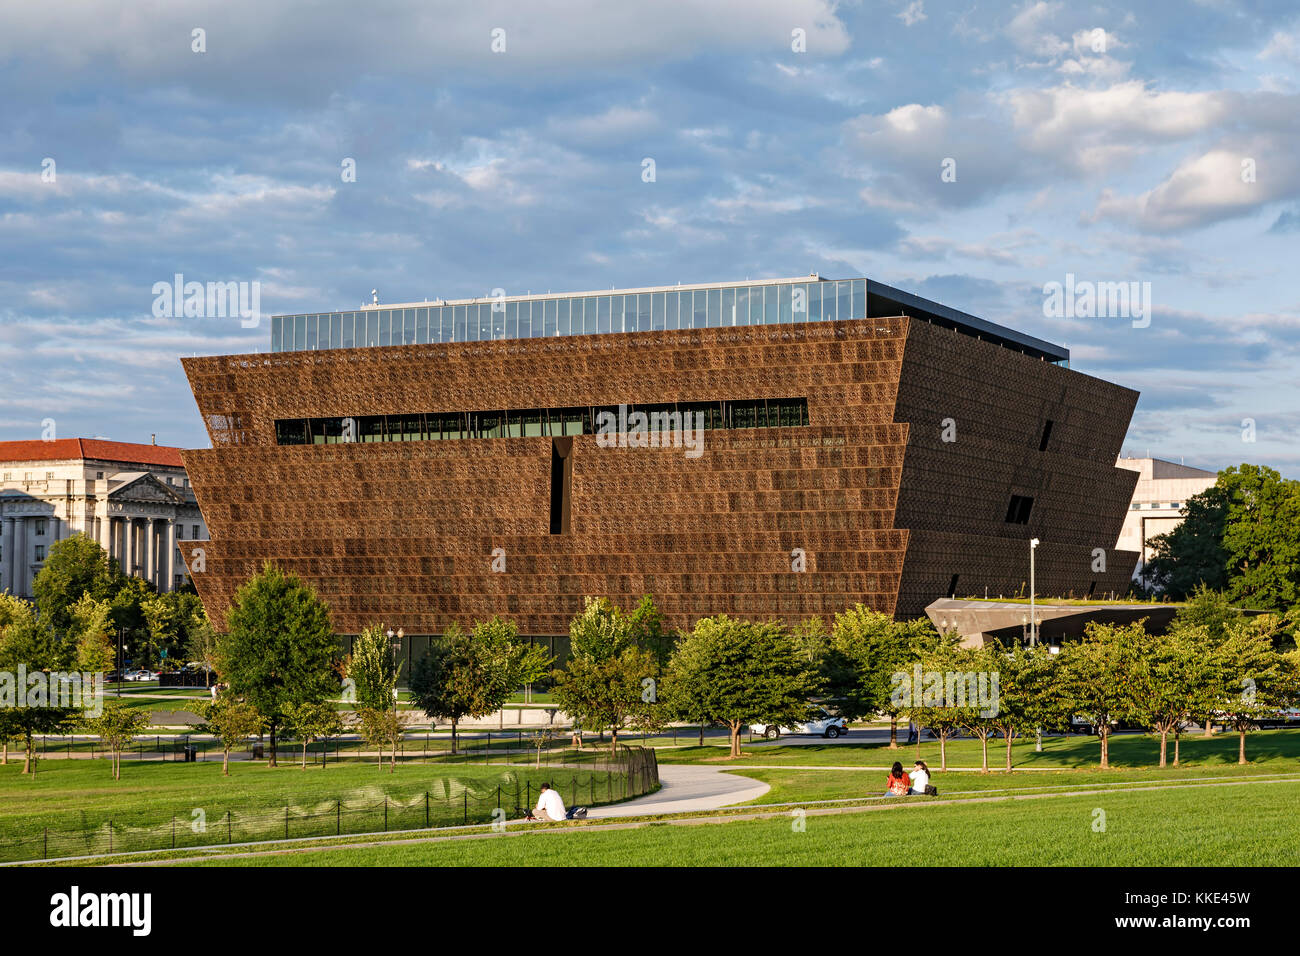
[750,709,848,739]
[1070,716,1147,735]
[1247,709,1300,729]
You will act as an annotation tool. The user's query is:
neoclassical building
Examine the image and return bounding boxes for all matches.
[0,438,208,600]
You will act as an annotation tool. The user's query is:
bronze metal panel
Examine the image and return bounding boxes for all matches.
[180,315,1138,634]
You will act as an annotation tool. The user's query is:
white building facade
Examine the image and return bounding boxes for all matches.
[0,439,207,600]
[1116,456,1217,586]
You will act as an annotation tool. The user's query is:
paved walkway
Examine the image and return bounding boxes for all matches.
[586,764,769,818]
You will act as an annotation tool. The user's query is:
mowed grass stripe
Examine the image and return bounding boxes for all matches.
[137,776,1300,868]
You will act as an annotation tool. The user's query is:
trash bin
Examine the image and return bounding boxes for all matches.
[252,744,265,759]
[183,745,197,763]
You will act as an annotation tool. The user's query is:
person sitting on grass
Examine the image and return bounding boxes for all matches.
[908,760,931,795]
[883,761,910,797]
[528,782,567,822]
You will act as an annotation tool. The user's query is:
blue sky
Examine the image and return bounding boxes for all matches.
[1,0,1298,475]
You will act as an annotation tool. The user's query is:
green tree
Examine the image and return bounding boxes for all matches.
[82,701,149,780]
[661,627,717,747]
[568,596,635,660]
[824,605,938,748]
[218,563,338,767]
[0,601,78,774]
[1146,487,1229,596]
[905,642,966,770]
[1061,622,1144,770]
[283,700,344,769]
[1129,627,1214,767]
[551,645,661,755]
[347,622,399,712]
[556,598,665,747]
[183,610,220,684]
[69,594,115,673]
[665,616,815,758]
[952,645,1005,773]
[1169,591,1245,736]
[0,709,22,765]
[355,706,403,772]
[1219,465,1300,611]
[196,695,264,776]
[1175,585,1240,637]
[627,595,672,666]
[409,618,542,753]
[140,590,207,670]
[108,574,156,667]
[1149,465,1300,610]
[1000,646,1071,768]
[31,534,119,636]
[1212,616,1296,764]
[511,641,554,704]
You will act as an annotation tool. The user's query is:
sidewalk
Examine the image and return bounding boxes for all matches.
[586,765,769,818]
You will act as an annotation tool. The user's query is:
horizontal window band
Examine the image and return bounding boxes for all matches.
[273,399,810,446]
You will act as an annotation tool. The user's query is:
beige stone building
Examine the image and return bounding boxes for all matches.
[1116,456,1217,585]
[0,438,207,600]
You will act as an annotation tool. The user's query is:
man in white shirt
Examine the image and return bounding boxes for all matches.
[532,783,567,821]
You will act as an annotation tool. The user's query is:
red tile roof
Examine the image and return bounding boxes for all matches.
[0,438,185,468]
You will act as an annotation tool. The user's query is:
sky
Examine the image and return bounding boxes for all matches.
[1,0,1297,476]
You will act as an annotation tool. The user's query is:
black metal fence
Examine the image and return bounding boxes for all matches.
[13,730,663,764]
[0,746,658,864]
[158,670,216,688]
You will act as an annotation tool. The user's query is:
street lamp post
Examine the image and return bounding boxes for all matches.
[386,627,404,709]
[1029,537,1042,752]
[1029,538,1040,646]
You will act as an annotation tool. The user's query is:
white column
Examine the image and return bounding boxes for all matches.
[128,518,138,577]
[98,508,112,556]
[1,516,13,595]
[144,519,157,587]
[12,517,26,598]
[164,520,176,592]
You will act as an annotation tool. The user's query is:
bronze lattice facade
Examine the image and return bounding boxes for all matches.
[180,311,1139,636]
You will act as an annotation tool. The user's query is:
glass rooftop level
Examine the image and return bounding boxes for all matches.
[269,275,1069,365]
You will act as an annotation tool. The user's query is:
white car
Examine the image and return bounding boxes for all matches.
[750,710,848,740]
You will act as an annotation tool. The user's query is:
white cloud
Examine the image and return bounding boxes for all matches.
[1006,1,1070,59]
[547,106,661,144]
[0,0,852,100]
[1005,81,1232,174]
[1088,137,1300,231]
[1260,29,1300,65]
[897,2,927,27]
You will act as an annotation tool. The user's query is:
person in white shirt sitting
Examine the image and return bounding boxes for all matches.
[908,760,931,795]
[530,783,567,821]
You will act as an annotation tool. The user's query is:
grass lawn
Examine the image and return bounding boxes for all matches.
[656,727,1300,769]
[0,755,637,862]
[178,779,1300,867]
[731,763,1300,805]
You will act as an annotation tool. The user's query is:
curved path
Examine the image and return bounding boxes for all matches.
[586,764,769,819]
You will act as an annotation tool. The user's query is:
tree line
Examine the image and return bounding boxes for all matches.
[4,539,1299,780]
[1148,462,1300,626]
